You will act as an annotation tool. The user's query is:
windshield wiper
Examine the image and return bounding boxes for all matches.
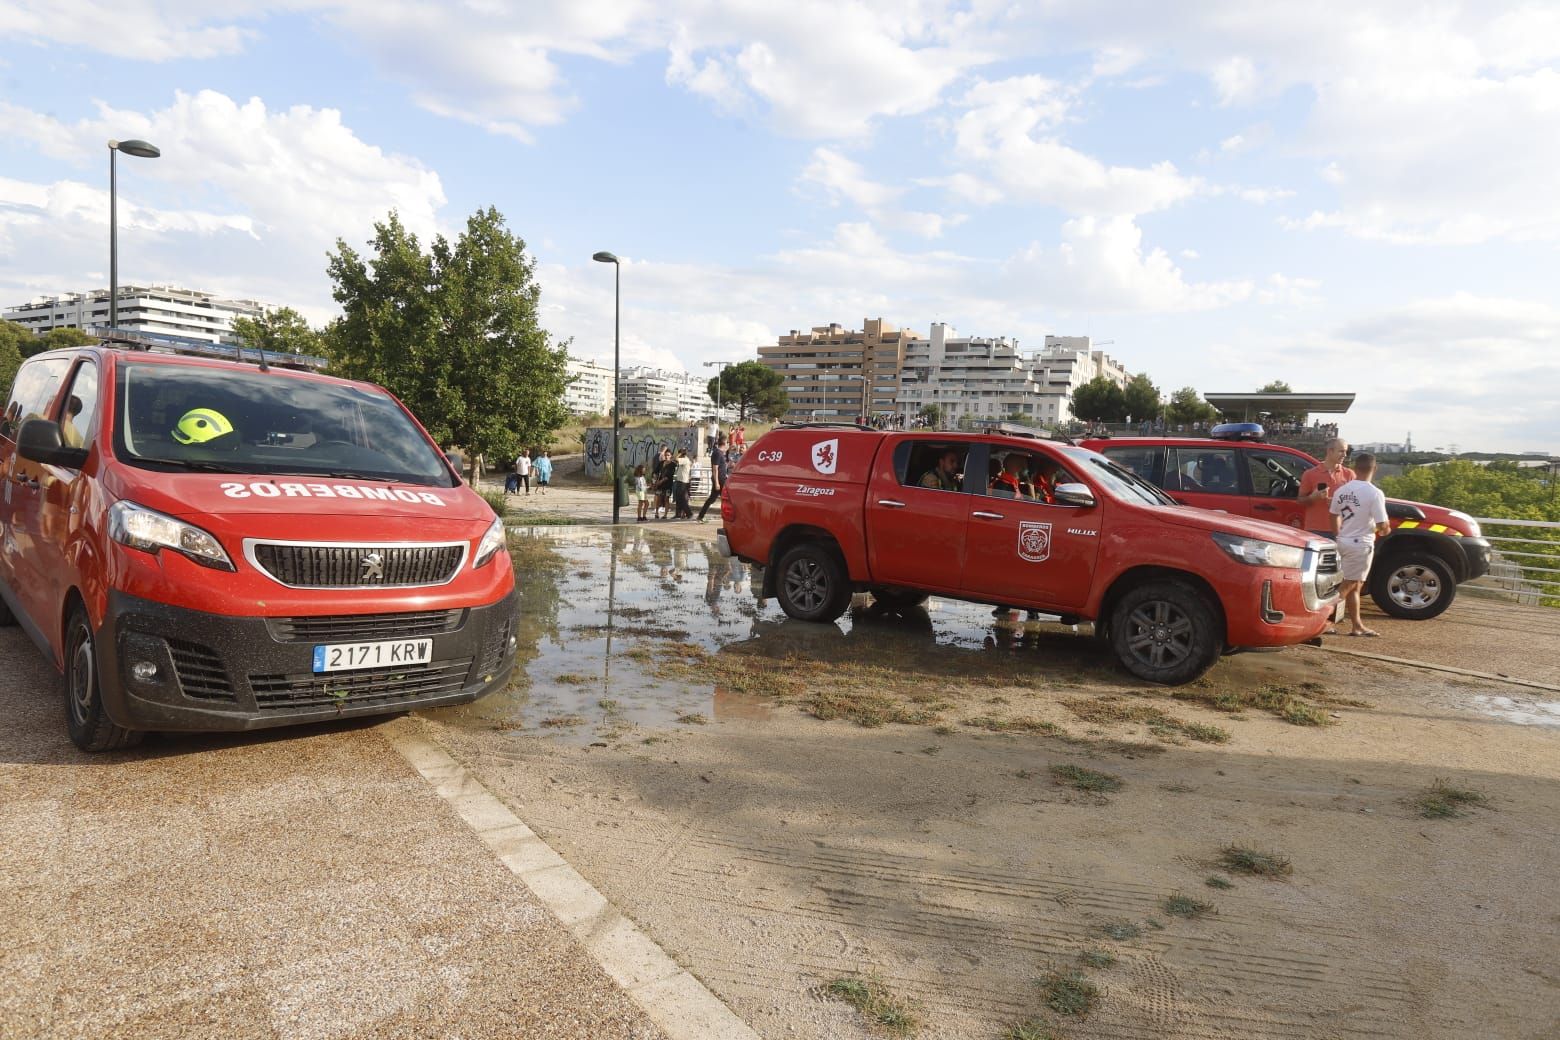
[143,458,244,474]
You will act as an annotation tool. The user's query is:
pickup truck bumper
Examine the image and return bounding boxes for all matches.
[716,528,733,558]
[1459,536,1492,581]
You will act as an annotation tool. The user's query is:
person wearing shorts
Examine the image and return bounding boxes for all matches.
[1330,453,1391,637]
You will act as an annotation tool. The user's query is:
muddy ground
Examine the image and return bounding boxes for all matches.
[422,525,1560,1040]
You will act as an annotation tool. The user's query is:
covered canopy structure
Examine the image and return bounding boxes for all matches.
[1204,392,1355,421]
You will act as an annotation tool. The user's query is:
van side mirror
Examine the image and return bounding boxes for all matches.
[18,418,89,469]
[1053,482,1095,508]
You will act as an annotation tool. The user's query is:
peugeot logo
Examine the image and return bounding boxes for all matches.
[361,552,385,581]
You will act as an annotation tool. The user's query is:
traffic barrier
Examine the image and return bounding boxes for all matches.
[1465,517,1560,607]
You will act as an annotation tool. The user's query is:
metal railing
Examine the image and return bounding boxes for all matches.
[1464,518,1560,606]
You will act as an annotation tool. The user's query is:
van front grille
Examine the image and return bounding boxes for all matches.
[250,543,465,588]
[249,659,473,711]
[168,639,237,702]
[267,610,464,643]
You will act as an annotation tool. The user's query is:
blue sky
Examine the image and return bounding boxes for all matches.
[2,1,1557,453]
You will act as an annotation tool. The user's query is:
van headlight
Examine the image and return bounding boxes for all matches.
[473,515,507,568]
[1211,531,1305,569]
[109,501,234,571]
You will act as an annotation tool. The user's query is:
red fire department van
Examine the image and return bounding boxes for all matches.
[719,424,1342,685]
[0,343,518,751]
[1080,435,1491,620]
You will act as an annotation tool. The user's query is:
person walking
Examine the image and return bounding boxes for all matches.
[1330,452,1391,637]
[515,449,533,495]
[633,464,650,522]
[1301,437,1354,538]
[673,448,693,519]
[534,450,552,495]
[697,434,730,524]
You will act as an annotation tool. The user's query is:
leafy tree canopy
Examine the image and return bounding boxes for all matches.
[707,360,788,422]
[1123,373,1161,421]
[325,207,570,463]
[1259,380,1293,393]
[1166,386,1220,425]
[917,403,943,427]
[1382,460,1559,522]
[0,321,27,394]
[230,306,325,358]
[1070,375,1127,422]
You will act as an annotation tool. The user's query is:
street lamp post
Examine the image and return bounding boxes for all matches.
[107,139,161,334]
[846,374,867,424]
[703,360,733,422]
[592,251,622,525]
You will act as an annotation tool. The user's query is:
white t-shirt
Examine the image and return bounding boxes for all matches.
[1329,479,1388,544]
[515,454,532,476]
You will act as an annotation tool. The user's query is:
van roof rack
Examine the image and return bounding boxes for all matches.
[977,421,1053,441]
[778,421,877,431]
[90,325,329,372]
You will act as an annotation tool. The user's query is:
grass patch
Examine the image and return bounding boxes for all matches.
[1182,722,1232,744]
[1078,948,1116,969]
[933,724,956,736]
[1005,1022,1060,1040]
[822,976,918,1036]
[1162,892,1215,919]
[1412,779,1490,819]
[539,714,587,728]
[479,489,508,516]
[1049,763,1124,794]
[808,690,942,728]
[507,511,581,526]
[554,673,593,685]
[1280,700,1330,726]
[1039,970,1099,1017]
[1098,920,1141,941]
[676,712,708,725]
[1062,695,1232,743]
[964,715,1064,735]
[1205,875,1234,890]
[597,699,620,712]
[1219,844,1293,878]
[1170,681,1340,727]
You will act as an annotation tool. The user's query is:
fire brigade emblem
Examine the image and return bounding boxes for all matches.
[811,438,839,475]
[1018,521,1052,563]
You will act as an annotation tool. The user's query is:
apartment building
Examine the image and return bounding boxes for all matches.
[3,285,266,345]
[563,356,616,416]
[618,366,736,422]
[758,318,918,421]
[896,324,1071,425]
[1034,335,1131,396]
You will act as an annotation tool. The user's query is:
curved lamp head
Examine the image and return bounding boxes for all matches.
[592,251,619,264]
[112,139,161,159]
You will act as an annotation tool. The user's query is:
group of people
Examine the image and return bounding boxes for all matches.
[631,438,732,523]
[1301,437,1391,637]
[506,449,553,495]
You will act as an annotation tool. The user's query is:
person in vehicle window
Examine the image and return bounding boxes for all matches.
[990,454,1033,499]
[60,395,87,449]
[918,449,963,490]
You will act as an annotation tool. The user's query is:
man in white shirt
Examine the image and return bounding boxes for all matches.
[515,451,533,495]
[1330,452,1392,637]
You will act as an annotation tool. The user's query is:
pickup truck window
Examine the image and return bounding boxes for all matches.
[1100,445,1160,483]
[1245,449,1302,498]
[1167,446,1242,495]
[1081,453,1176,506]
[904,442,968,493]
[982,446,1077,504]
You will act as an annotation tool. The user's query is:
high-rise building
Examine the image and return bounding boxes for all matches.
[562,356,616,416]
[896,324,1070,425]
[3,285,267,345]
[758,318,919,421]
[618,367,735,422]
[1034,335,1131,396]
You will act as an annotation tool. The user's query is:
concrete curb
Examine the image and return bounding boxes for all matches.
[383,718,760,1040]
[1304,643,1560,694]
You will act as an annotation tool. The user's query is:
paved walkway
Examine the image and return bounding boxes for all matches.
[0,627,665,1040]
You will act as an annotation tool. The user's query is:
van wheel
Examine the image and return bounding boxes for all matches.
[868,586,929,609]
[1369,552,1455,620]
[64,606,143,752]
[1108,581,1222,685]
[775,543,852,623]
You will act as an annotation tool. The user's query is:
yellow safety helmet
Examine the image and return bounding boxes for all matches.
[171,407,234,445]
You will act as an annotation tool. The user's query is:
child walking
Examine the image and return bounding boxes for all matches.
[633,464,649,522]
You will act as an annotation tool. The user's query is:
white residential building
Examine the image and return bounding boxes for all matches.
[895,324,1071,425]
[1033,335,1131,397]
[3,285,266,345]
[619,367,736,422]
[563,356,616,416]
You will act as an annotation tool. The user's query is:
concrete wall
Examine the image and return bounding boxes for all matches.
[583,426,704,478]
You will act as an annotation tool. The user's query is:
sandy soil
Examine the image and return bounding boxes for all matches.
[423,526,1560,1040]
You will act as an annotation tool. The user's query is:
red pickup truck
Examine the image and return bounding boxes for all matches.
[719,425,1341,685]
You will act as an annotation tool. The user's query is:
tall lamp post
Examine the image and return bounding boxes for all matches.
[108,139,161,334]
[592,251,622,525]
[703,360,733,422]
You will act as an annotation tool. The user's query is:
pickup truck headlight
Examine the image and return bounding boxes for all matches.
[473,515,507,568]
[109,501,234,571]
[1211,531,1305,569]
[1447,510,1481,538]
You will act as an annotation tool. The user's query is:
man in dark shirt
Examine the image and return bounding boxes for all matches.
[697,434,730,523]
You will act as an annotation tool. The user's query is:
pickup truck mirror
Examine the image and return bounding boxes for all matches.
[17,418,89,469]
[1053,482,1095,508]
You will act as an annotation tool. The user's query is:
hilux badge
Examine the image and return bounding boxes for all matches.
[361,552,385,580]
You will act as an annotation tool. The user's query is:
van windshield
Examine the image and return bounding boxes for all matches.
[114,363,456,487]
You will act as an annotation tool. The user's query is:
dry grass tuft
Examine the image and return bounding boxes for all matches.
[1049,763,1124,794]
[1219,844,1293,878]
[1039,969,1099,1017]
[822,975,919,1036]
[1412,779,1490,819]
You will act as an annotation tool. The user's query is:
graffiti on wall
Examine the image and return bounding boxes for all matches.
[583,427,701,478]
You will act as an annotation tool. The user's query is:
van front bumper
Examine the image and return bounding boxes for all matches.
[96,588,519,732]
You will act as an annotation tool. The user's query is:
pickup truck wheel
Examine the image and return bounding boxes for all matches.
[868,586,929,609]
[64,605,143,752]
[775,543,852,623]
[1369,552,1456,620]
[1109,582,1221,685]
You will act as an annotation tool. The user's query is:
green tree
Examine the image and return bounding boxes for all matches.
[326,207,570,463]
[230,306,325,357]
[1258,380,1293,393]
[707,360,788,421]
[1257,379,1305,424]
[33,327,95,356]
[1070,376,1127,422]
[1382,460,1557,522]
[917,404,943,428]
[1123,373,1161,422]
[0,321,27,394]
[1167,386,1219,425]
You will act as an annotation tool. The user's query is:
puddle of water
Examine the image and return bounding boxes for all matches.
[425,525,1110,743]
[1472,694,1560,727]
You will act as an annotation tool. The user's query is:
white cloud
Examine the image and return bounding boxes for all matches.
[1210,56,1259,105]
[799,147,963,238]
[1237,187,1295,204]
[0,0,258,60]
[1256,273,1321,306]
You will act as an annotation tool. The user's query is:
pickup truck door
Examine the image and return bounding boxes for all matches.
[862,438,971,594]
[1162,444,1246,514]
[960,443,1101,610]
[1240,447,1307,529]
